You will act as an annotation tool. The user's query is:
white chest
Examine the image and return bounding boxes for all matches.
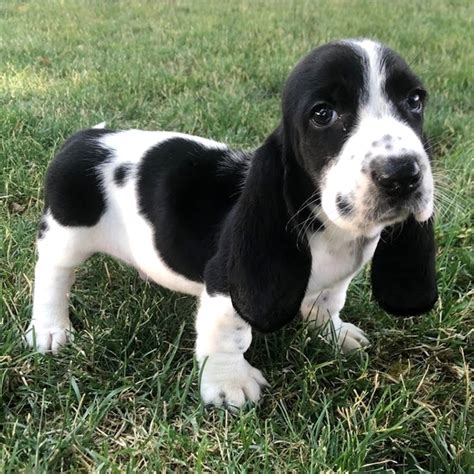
[305,227,380,296]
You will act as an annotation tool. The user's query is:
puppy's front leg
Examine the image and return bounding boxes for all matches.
[195,291,268,409]
[301,279,369,353]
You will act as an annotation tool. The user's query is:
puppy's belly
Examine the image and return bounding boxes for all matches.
[136,261,204,296]
[132,251,204,296]
[97,208,204,297]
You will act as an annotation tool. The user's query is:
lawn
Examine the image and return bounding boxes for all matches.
[1,0,472,471]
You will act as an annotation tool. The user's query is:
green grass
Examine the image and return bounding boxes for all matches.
[1,0,473,471]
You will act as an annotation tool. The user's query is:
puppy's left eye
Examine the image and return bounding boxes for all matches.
[311,103,337,127]
[407,90,424,113]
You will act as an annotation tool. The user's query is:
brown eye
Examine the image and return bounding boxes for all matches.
[407,90,424,113]
[311,103,337,127]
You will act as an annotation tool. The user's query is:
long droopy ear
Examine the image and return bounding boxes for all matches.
[371,216,437,316]
[227,133,312,333]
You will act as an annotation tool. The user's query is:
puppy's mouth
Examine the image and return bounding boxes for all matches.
[321,188,433,237]
[371,191,433,225]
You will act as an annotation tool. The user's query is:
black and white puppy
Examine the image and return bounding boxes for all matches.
[27,39,437,409]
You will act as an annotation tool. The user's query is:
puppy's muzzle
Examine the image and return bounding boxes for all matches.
[370,154,422,198]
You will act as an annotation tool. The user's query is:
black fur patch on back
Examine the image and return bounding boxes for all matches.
[137,138,247,282]
[45,128,113,227]
[114,163,133,186]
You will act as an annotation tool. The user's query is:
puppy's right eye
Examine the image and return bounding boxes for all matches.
[310,103,338,128]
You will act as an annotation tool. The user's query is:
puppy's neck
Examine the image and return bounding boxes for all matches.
[312,205,382,243]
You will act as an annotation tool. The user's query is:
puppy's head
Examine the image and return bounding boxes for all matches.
[282,39,433,237]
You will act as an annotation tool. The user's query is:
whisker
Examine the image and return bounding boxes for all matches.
[286,190,320,230]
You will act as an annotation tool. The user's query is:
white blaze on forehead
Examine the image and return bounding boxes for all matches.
[348,39,393,119]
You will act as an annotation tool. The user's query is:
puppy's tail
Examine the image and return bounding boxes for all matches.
[92,121,107,129]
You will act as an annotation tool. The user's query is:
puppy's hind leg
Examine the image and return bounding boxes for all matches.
[26,213,94,353]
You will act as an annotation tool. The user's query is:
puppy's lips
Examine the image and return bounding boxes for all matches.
[413,203,433,222]
[375,209,409,229]
[402,193,434,223]
[376,200,433,225]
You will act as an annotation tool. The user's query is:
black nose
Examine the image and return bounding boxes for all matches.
[371,155,422,197]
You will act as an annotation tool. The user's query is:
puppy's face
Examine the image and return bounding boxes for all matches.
[283,39,434,237]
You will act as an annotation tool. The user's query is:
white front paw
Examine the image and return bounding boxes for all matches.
[335,322,369,353]
[25,320,73,354]
[200,353,269,410]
